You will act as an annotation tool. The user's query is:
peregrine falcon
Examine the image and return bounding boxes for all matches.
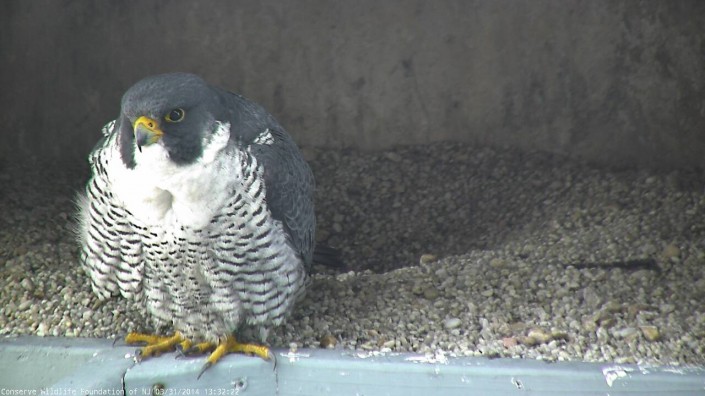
[76,73,315,375]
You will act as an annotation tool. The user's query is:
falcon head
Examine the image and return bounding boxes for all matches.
[117,73,226,168]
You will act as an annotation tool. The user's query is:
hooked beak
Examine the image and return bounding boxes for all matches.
[133,116,164,152]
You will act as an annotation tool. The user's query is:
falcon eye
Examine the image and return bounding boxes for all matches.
[165,108,185,123]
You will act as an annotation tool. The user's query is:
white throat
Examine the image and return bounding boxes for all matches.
[109,121,233,229]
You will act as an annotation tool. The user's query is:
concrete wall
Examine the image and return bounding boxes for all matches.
[2,0,704,169]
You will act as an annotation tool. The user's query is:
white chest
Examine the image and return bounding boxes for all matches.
[106,122,235,230]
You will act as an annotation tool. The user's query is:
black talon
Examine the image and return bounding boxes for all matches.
[271,351,277,371]
[183,346,201,356]
[174,344,187,359]
[197,362,212,380]
[134,348,144,362]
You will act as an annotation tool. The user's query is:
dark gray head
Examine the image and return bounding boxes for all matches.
[118,73,226,167]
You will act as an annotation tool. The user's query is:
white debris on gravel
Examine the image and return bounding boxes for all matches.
[0,142,703,366]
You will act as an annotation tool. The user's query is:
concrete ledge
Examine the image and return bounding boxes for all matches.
[1,336,703,395]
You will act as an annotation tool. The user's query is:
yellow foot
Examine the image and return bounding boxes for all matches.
[125,331,271,379]
[198,336,272,379]
[125,331,185,361]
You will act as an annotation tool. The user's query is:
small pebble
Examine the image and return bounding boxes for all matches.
[36,322,48,337]
[422,288,439,300]
[526,328,552,345]
[480,289,494,297]
[443,318,462,330]
[659,304,675,314]
[419,254,438,265]
[17,299,31,311]
[612,327,639,339]
[661,244,680,261]
[20,278,34,291]
[640,326,661,342]
[489,258,505,268]
[319,334,337,349]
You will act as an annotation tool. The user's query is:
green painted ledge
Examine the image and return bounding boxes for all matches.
[0,336,703,395]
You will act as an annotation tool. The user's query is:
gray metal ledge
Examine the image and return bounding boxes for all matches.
[1,336,703,395]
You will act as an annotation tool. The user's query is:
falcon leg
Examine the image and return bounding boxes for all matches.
[197,336,272,379]
[125,331,185,361]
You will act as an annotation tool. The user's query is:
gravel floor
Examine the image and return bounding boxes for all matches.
[1,142,704,367]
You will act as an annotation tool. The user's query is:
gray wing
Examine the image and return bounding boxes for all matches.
[76,121,145,300]
[249,127,316,269]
